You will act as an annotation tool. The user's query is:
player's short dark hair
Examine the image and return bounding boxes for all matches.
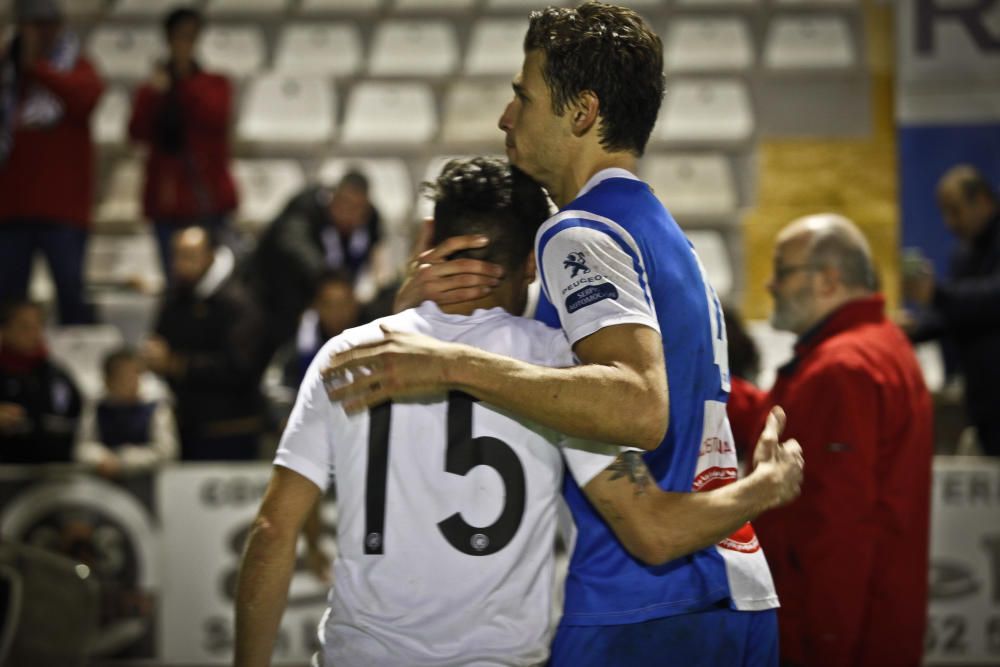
[312,269,354,301]
[959,171,999,206]
[524,1,664,156]
[338,169,370,195]
[0,299,42,328]
[164,6,203,39]
[103,346,140,379]
[424,157,551,272]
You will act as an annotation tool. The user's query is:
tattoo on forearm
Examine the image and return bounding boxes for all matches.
[606,451,652,496]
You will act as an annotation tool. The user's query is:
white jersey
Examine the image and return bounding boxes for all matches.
[275,302,619,667]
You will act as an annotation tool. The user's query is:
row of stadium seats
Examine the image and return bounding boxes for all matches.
[95,152,742,229]
[84,15,858,82]
[93,76,756,147]
[0,0,861,19]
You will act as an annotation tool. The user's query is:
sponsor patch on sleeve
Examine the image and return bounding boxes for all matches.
[565,282,619,313]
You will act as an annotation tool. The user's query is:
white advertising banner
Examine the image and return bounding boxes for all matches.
[158,464,334,665]
[925,458,1000,665]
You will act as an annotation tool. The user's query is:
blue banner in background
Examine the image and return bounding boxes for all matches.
[898,125,1000,275]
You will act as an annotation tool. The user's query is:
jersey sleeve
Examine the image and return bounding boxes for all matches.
[559,437,632,487]
[274,346,339,492]
[537,220,659,346]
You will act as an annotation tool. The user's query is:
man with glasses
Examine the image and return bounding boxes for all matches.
[729,213,934,667]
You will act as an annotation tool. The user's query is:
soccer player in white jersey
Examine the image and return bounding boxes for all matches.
[235,158,803,666]
[323,3,792,665]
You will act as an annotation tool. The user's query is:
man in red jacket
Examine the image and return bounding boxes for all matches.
[128,6,237,279]
[729,214,934,667]
[0,0,104,324]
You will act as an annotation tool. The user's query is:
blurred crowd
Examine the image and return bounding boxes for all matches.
[0,2,402,469]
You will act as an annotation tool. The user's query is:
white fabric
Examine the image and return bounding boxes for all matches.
[537,209,659,346]
[276,302,619,666]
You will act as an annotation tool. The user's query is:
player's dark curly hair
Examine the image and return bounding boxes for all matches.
[424,157,552,271]
[524,1,664,156]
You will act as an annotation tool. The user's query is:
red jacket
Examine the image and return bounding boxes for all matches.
[729,295,933,667]
[128,69,237,221]
[0,57,104,228]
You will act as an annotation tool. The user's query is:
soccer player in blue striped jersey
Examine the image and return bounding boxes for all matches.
[324,3,795,664]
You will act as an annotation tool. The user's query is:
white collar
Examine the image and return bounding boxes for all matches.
[416,300,509,322]
[574,167,641,200]
[194,246,235,299]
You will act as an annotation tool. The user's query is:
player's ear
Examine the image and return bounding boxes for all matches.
[571,91,600,136]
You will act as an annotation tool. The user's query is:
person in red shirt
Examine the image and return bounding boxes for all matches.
[0,0,104,324]
[128,6,237,280]
[729,213,934,667]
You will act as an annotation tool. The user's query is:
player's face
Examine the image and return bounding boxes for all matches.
[768,239,818,334]
[1,306,44,355]
[498,50,571,187]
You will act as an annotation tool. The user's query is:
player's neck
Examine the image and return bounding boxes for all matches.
[438,283,518,318]
[552,150,638,208]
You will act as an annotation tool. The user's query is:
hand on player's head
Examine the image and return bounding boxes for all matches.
[393,234,506,313]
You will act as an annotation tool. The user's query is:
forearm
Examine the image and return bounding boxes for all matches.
[234,520,298,667]
[450,347,664,449]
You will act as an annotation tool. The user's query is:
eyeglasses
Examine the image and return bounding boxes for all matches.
[772,263,816,282]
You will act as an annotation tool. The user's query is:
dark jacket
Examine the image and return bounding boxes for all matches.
[911,212,1000,445]
[242,186,380,347]
[154,254,268,444]
[0,347,81,463]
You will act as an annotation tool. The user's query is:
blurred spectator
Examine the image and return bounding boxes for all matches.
[127,6,237,279]
[723,302,760,383]
[0,300,82,463]
[728,214,933,667]
[242,172,387,348]
[0,0,104,324]
[276,270,360,390]
[144,227,267,461]
[903,164,1000,456]
[74,347,178,477]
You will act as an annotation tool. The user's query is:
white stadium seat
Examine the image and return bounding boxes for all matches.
[368,20,459,77]
[394,0,474,10]
[655,79,754,144]
[206,0,291,14]
[341,82,436,145]
[111,0,179,16]
[85,232,163,293]
[686,230,733,298]
[238,74,335,145]
[465,19,529,77]
[676,0,758,7]
[764,16,856,69]
[94,159,143,227]
[197,26,266,79]
[442,81,511,144]
[233,160,306,230]
[87,27,163,81]
[665,18,754,72]
[92,86,130,147]
[641,154,737,219]
[64,0,108,17]
[747,320,796,390]
[486,0,569,7]
[300,0,381,12]
[775,0,857,6]
[317,158,414,225]
[47,325,125,400]
[273,23,362,77]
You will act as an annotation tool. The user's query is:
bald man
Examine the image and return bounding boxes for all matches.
[144,227,269,460]
[905,165,1000,456]
[729,214,933,667]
